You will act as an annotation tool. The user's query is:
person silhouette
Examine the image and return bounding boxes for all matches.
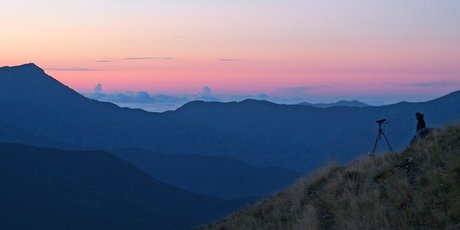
[410,112,431,145]
[415,112,426,132]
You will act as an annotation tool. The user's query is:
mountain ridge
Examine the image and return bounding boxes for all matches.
[1,63,460,172]
[110,148,302,199]
[0,142,240,229]
[298,99,369,108]
[0,63,304,200]
[0,63,45,76]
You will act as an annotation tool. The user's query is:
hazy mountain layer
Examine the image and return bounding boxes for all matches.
[111,148,302,199]
[0,143,239,230]
[298,99,369,108]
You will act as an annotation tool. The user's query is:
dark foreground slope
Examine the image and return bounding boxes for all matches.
[0,143,239,230]
[203,125,460,229]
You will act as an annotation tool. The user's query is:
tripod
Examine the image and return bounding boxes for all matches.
[370,119,394,155]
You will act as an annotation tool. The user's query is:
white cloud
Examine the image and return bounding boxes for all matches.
[94,83,103,94]
[202,86,212,97]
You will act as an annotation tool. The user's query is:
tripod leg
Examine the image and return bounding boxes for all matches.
[371,131,381,154]
[381,131,394,153]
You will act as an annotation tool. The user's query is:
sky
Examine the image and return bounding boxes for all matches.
[1,0,460,105]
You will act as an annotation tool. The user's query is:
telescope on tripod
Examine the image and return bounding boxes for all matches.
[369,118,394,156]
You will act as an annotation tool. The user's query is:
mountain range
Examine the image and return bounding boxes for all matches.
[0,143,239,229]
[111,148,301,199]
[156,93,460,171]
[0,63,300,200]
[1,63,460,228]
[1,63,460,173]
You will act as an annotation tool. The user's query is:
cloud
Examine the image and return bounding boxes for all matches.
[122,57,173,60]
[82,87,318,112]
[47,67,99,71]
[94,83,103,94]
[85,88,188,105]
[202,86,212,97]
[410,81,460,88]
[198,86,220,101]
[94,57,173,63]
[278,85,333,94]
[219,58,241,62]
[279,86,315,92]
[84,85,224,111]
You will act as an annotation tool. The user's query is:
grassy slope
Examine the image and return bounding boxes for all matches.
[202,124,460,229]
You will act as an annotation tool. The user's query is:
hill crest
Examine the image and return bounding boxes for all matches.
[0,63,44,75]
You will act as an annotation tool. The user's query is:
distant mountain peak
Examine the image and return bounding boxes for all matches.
[177,99,276,112]
[439,90,460,99]
[0,63,86,104]
[298,100,369,108]
[239,99,275,105]
[1,63,38,68]
[426,89,460,104]
[18,63,41,69]
[0,63,45,74]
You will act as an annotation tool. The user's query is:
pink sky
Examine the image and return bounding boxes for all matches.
[1,1,460,102]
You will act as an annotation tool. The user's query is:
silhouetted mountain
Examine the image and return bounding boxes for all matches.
[170,95,460,171]
[1,64,460,173]
[0,143,239,230]
[298,100,369,108]
[0,63,154,148]
[111,148,302,199]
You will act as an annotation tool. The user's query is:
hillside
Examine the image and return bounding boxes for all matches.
[203,124,460,229]
[111,148,302,199]
[0,143,240,230]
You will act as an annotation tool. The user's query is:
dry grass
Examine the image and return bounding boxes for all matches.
[199,124,460,230]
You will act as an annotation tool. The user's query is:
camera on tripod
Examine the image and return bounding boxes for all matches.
[376,119,387,125]
[369,118,394,156]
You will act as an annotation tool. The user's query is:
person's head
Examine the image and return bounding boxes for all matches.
[415,112,424,120]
